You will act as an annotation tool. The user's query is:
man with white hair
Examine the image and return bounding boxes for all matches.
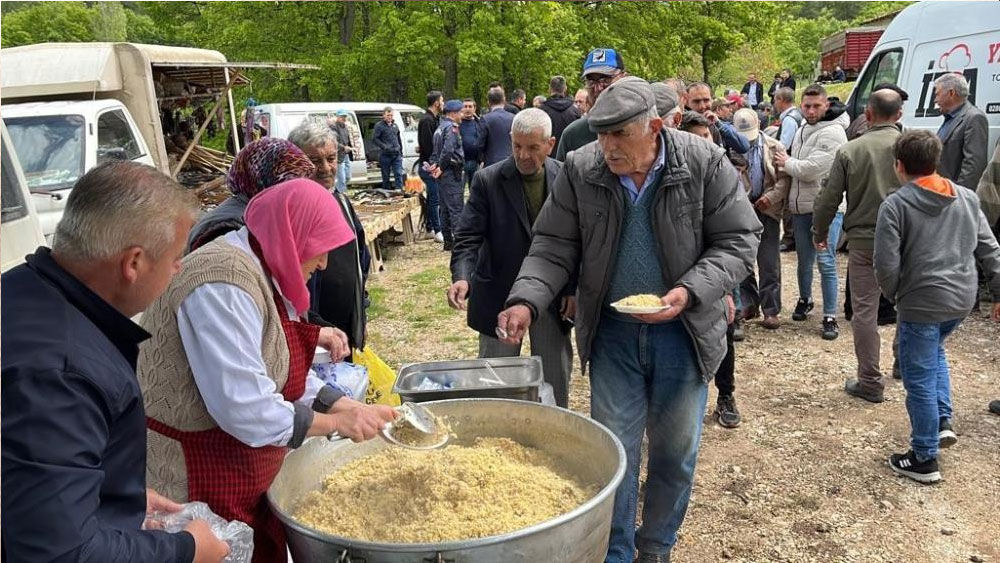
[288,121,371,351]
[448,108,574,407]
[498,77,761,563]
[2,162,230,563]
[934,72,989,190]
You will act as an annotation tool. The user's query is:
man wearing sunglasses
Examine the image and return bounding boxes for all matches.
[555,47,627,161]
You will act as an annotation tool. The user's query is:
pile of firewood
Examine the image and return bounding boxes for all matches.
[184,145,233,174]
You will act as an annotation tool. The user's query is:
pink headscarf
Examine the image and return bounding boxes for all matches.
[244,178,356,315]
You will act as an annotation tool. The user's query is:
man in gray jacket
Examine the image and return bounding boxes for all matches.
[934,73,989,190]
[498,77,761,563]
[875,130,1000,484]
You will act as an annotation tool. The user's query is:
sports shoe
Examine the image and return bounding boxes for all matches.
[938,418,957,448]
[636,551,671,563]
[714,394,742,428]
[761,315,781,330]
[434,231,444,243]
[844,378,884,403]
[780,241,795,252]
[990,400,1000,416]
[889,450,941,484]
[792,298,814,321]
[821,316,839,340]
[733,319,745,342]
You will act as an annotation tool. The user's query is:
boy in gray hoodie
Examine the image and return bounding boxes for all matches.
[874,130,1000,484]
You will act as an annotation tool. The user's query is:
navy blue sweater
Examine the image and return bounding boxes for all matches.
[1,248,195,563]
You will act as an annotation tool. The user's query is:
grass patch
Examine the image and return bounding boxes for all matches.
[367,286,389,320]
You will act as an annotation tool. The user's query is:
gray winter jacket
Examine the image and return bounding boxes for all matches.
[783,110,849,215]
[874,177,1000,323]
[505,128,761,379]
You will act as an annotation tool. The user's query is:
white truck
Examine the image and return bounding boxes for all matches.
[1,120,46,274]
[846,1,1000,151]
[0,42,252,241]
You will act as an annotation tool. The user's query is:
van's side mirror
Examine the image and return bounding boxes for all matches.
[98,148,129,163]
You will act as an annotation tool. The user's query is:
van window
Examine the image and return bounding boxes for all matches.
[4,115,86,191]
[401,111,424,132]
[1,147,28,224]
[97,110,143,163]
[852,49,904,117]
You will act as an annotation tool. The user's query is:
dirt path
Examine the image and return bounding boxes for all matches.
[366,239,1000,563]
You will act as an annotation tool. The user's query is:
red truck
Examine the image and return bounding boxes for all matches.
[820,27,885,79]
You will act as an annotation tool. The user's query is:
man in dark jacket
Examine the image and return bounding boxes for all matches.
[686,82,750,155]
[539,75,582,156]
[372,106,404,190]
[330,110,354,193]
[741,72,764,109]
[499,78,761,563]
[430,99,466,250]
[418,91,444,240]
[2,162,229,563]
[479,86,515,167]
[780,68,797,92]
[289,122,371,351]
[934,72,989,190]
[460,98,484,190]
[448,109,574,407]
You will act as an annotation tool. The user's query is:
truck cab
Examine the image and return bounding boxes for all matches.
[1,120,46,273]
[3,99,155,242]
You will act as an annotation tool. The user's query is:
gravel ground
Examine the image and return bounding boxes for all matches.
[367,238,1000,563]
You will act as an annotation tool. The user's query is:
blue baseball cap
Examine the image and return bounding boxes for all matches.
[335,109,349,116]
[581,48,625,78]
[443,99,464,112]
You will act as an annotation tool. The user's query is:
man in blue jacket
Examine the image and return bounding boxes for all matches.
[373,106,404,190]
[430,99,467,251]
[2,161,229,563]
[686,82,750,155]
[479,86,515,166]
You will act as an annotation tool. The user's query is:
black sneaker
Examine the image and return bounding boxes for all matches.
[714,394,742,428]
[821,316,839,340]
[990,400,1000,416]
[733,319,746,342]
[636,552,671,563]
[938,418,957,448]
[792,298,814,321]
[889,450,941,484]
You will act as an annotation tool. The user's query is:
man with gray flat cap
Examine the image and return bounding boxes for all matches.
[651,82,682,128]
[498,76,761,563]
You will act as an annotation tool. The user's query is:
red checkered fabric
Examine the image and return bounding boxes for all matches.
[147,238,320,563]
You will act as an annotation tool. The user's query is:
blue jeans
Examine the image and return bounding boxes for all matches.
[336,155,350,194]
[792,211,842,316]
[379,152,404,190]
[418,167,441,233]
[589,315,708,562]
[898,319,961,460]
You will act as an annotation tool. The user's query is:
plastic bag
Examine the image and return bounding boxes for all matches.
[353,346,401,406]
[539,382,556,406]
[143,501,253,563]
[312,361,370,401]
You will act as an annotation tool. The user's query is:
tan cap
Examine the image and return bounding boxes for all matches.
[733,108,760,142]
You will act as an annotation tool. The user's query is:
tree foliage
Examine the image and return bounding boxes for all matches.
[0,1,913,105]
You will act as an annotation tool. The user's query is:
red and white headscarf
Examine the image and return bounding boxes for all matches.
[244,178,355,315]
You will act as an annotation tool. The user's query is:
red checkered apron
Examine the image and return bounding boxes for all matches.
[148,236,320,563]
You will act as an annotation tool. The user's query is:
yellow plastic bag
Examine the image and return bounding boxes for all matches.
[353,346,401,406]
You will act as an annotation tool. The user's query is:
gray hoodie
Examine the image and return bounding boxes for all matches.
[874,176,1000,323]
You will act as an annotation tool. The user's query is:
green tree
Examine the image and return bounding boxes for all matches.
[0,2,96,47]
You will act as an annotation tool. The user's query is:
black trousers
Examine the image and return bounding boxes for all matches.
[714,322,736,397]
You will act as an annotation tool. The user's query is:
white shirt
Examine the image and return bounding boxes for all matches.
[177,229,327,448]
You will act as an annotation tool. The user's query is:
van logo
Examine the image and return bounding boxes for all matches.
[938,44,972,71]
[914,68,978,119]
[990,42,1000,64]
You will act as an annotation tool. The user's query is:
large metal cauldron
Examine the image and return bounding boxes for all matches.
[268,398,626,563]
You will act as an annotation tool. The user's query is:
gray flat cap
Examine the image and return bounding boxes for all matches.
[651,82,679,118]
[588,76,655,133]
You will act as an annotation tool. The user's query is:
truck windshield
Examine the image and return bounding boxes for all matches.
[3,115,86,191]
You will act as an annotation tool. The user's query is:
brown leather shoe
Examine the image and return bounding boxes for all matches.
[761,315,781,330]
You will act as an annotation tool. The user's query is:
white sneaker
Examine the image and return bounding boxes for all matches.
[434,231,444,243]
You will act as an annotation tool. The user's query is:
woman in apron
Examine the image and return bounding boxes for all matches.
[138,178,395,562]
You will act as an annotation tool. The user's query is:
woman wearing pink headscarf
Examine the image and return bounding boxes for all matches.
[137,179,395,563]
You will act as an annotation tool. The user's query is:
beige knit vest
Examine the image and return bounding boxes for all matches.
[137,238,290,501]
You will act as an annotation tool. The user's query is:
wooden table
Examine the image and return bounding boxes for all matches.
[353,196,422,272]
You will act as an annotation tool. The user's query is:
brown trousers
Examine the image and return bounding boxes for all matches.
[848,249,884,391]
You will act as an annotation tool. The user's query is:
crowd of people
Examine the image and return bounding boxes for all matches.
[3,44,999,563]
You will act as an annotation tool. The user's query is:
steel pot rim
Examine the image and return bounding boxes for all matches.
[267,398,627,552]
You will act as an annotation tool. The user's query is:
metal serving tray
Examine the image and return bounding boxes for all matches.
[393,356,544,403]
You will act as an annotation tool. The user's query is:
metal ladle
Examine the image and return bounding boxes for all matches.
[327,402,448,451]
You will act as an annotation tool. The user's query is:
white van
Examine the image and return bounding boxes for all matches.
[254,102,425,187]
[846,1,1000,151]
[1,121,46,274]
